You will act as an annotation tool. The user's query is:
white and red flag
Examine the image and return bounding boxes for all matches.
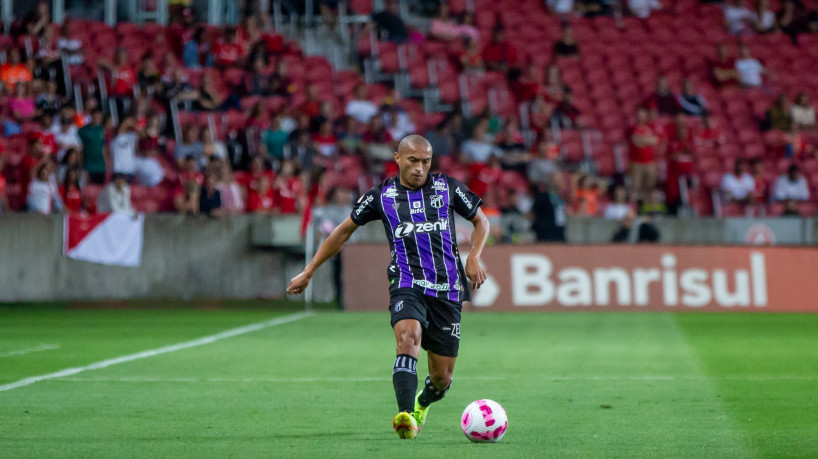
[63,213,145,267]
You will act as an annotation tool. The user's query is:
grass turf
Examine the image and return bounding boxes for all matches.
[1,306,816,458]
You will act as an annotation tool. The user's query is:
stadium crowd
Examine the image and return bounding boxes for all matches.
[1,0,818,243]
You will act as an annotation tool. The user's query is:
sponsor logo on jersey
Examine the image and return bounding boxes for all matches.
[430,195,444,209]
[355,195,373,215]
[384,186,398,199]
[412,278,462,291]
[433,179,448,192]
[456,187,473,210]
[413,279,452,291]
[394,219,449,238]
[410,200,425,215]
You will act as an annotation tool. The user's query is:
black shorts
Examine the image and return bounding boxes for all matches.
[389,288,462,358]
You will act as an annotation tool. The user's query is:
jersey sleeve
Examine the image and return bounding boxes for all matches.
[349,187,380,226]
[448,176,483,220]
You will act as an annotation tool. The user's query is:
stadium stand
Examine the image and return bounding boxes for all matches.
[2,0,818,238]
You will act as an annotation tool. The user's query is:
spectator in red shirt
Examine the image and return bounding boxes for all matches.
[543,65,568,103]
[529,93,556,134]
[178,156,204,186]
[246,174,275,213]
[299,84,322,120]
[710,43,741,88]
[312,119,338,161]
[666,115,697,213]
[21,136,46,197]
[34,113,58,156]
[98,49,137,98]
[750,157,770,204]
[459,37,485,74]
[629,107,659,200]
[481,28,518,73]
[511,64,541,103]
[214,27,245,68]
[468,154,504,197]
[244,154,275,189]
[59,167,83,213]
[644,75,679,116]
[694,113,726,153]
[98,49,137,115]
[274,159,303,214]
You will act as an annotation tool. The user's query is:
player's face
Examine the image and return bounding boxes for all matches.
[396,149,432,189]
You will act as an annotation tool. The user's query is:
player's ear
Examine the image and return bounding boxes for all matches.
[393,151,400,163]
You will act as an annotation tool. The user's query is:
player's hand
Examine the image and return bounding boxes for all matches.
[465,255,487,290]
[286,271,311,295]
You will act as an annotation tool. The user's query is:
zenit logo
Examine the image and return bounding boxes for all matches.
[394,219,449,238]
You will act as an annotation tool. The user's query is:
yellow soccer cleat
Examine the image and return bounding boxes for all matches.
[412,391,428,431]
[393,411,418,439]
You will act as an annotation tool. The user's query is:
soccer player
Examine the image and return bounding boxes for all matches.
[286,135,489,439]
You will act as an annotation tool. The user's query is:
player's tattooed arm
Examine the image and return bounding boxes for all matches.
[465,208,489,290]
[286,217,360,295]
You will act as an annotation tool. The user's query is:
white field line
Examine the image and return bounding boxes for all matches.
[0,311,313,393]
[51,375,818,383]
[0,344,60,358]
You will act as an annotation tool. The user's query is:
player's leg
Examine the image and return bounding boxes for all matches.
[392,318,422,413]
[413,297,461,429]
[389,290,427,439]
[419,351,455,405]
[392,318,421,439]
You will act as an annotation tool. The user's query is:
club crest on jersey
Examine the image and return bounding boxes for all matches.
[384,186,398,199]
[433,179,448,192]
[430,195,444,209]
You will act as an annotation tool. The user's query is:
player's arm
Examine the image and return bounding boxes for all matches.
[286,217,360,295]
[465,208,489,289]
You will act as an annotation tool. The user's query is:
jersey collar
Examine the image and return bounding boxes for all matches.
[394,174,433,192]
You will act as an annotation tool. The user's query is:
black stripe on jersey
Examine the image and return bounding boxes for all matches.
[395,197,429,290]
[425,195,449,298]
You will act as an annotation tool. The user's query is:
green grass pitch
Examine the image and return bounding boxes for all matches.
[1,304,817,458]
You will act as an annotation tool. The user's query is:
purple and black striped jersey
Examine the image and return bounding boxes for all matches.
[349,173,483,303]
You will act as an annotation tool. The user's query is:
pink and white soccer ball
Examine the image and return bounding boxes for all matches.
[460,399,508,443]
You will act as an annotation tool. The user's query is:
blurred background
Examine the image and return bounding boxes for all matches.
[0,0,817,306]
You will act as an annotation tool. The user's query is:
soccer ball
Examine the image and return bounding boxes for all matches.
[460,399,508,443]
